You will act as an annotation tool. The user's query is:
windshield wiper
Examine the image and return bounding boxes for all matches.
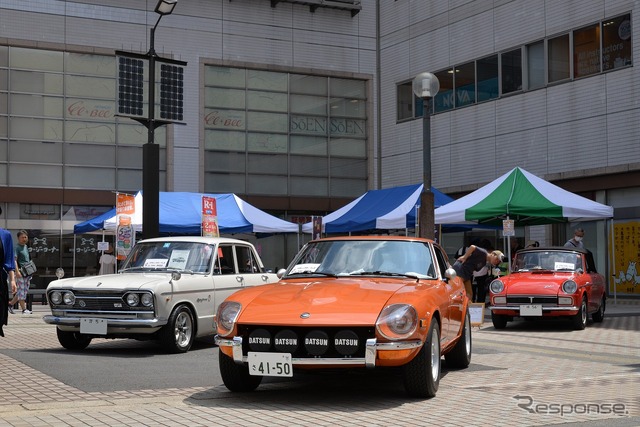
[348,270,427,280]
[286,270,339,278]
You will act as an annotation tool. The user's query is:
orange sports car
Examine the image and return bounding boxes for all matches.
[215,236,472,398]
[489,246,607,330]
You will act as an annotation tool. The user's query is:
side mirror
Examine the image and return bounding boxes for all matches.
[445,267,457,281]
[277,268,287,279]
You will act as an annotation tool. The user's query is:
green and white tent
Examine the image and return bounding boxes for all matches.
[434,167,613,225]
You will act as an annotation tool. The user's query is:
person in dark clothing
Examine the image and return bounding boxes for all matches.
[453,245,505,300]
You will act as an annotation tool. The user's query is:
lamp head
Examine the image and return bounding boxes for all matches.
[155,0,177,16]
[412,72,440,99]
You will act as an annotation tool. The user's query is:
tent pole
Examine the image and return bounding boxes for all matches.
[610,218,616,304]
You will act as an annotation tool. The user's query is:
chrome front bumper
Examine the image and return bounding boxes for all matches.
[214,336,423,368]
[488,305,579,312]
[43,314,166,328]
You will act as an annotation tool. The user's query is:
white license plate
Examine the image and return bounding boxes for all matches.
[80,318,107,335]
[520,304,542,316]
[248,352,293,377]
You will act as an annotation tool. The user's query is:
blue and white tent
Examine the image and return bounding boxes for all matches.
[74,192,299,235]
[301,184,454,234]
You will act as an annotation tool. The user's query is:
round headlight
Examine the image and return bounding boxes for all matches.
[62,291,76,305]
[217,301,242,336]
[141,293,154,307]
[126,293,140,307]
[562,280,578,294]
[376,304,418,340]
[489,279,504,294]
[50,291,62,305]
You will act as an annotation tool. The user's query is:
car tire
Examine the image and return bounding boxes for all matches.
[219,350,263,392]
[491,312,508,329]
[57,328,92,351]
[592,295,606,323]
[402,318,440,398]
[445,308,472,369]
[572,295,588,330]
[159,305,194,353]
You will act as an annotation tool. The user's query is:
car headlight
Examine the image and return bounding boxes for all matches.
[489,279,504,294]
[125,293,140,307]
[217,301,242,336]
[62,291,76,305]
[140,293,154,307]
[562,280,578,294]
[50,291,62,305]
[376,304,418,340]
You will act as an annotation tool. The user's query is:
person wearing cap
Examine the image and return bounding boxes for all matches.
[453,245,505,300]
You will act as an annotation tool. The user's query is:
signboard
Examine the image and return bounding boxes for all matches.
[502,219,515,237]
[116,193,136,261]
[469,303,485,326]
[312,216,322,240]
[202,196,219,237]
[610,221,640,295]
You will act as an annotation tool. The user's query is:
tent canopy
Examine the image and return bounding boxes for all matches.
[435,167,614,225]
[74,192,299,235]
[302,184,454,234]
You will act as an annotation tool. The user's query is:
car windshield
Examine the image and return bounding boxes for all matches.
[285,240,436,279]
[120,241,215,274]
[513,250,582,272]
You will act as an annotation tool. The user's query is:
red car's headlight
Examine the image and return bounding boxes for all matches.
[489,279,504,294]
[216,301,241,336]
[562,280,578,294]
[376,304,417,340]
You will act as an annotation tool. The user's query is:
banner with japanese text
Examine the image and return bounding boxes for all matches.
[202,196,219,237]
[116,193,136,261]
[610,221,640,295]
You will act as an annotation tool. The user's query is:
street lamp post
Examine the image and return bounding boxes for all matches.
[143,0,178,238]
[412,72,440,240]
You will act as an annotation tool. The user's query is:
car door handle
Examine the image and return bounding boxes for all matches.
[236,276,245,285]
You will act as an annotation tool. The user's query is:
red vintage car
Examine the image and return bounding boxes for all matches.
[489,246,606,330]
[215,236,472,398]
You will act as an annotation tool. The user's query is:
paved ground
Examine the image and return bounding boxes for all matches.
[0,300,639,427]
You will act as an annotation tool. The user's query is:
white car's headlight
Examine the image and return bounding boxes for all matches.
[50,291,62,305]
[217,301,242,336]
[140,293,154,307]
[489,279,504,294]
[125,293,140,307]
[62,291,75,305]
[562,280,578,294]
[376,304,418,340]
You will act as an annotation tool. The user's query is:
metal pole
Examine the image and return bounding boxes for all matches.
[143,23,161,238]
[419,96,435,240]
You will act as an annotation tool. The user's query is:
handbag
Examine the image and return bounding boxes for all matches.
[20,260,37,276]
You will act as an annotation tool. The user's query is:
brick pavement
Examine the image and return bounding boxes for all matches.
[0,301,639,427]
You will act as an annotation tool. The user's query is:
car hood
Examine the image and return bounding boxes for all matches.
[236,278,413,326]
[46,272,173,291]
[502,271,575,294]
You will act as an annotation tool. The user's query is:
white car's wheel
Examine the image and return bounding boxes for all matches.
[159,305,194,353]
[57,328,92,351]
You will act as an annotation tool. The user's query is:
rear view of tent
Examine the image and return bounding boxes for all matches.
[435,167,613,225]
[302,184,454,234]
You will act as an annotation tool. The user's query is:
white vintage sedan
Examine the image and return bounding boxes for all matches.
[43,236,278,353]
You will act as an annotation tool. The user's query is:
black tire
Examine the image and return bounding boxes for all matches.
[491,311,508,329]
[57,328,92,351]
[572,295,588,330]
[592,295,606,323]
[159,305,195,353]
[445,309,472,369]
[219,350,263,392]
[402,318,440,398]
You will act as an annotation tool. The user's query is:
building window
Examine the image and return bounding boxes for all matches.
[526,41,545,90]
[204,66,368,198]
[574,23,601,78]
[477,55,498,102]
[501,48,522,94]
[397,81,417,121]
[455,61,476,107]
[602,14,632,71]
[548,34,570,83]
[434,69,453,113]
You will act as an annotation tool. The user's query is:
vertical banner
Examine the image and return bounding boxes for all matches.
[116,193,136,261]
[610,221,640,296]
[312,216,323,240]
[202,196,219,237]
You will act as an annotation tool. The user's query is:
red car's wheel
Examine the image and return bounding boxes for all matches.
[572,295,588,330]
[491,311,508,329]
[592,294,606,323]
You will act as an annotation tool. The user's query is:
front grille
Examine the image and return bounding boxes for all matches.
[506,296,558,305]
[238,325,375,359]
[48,290,154,313]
